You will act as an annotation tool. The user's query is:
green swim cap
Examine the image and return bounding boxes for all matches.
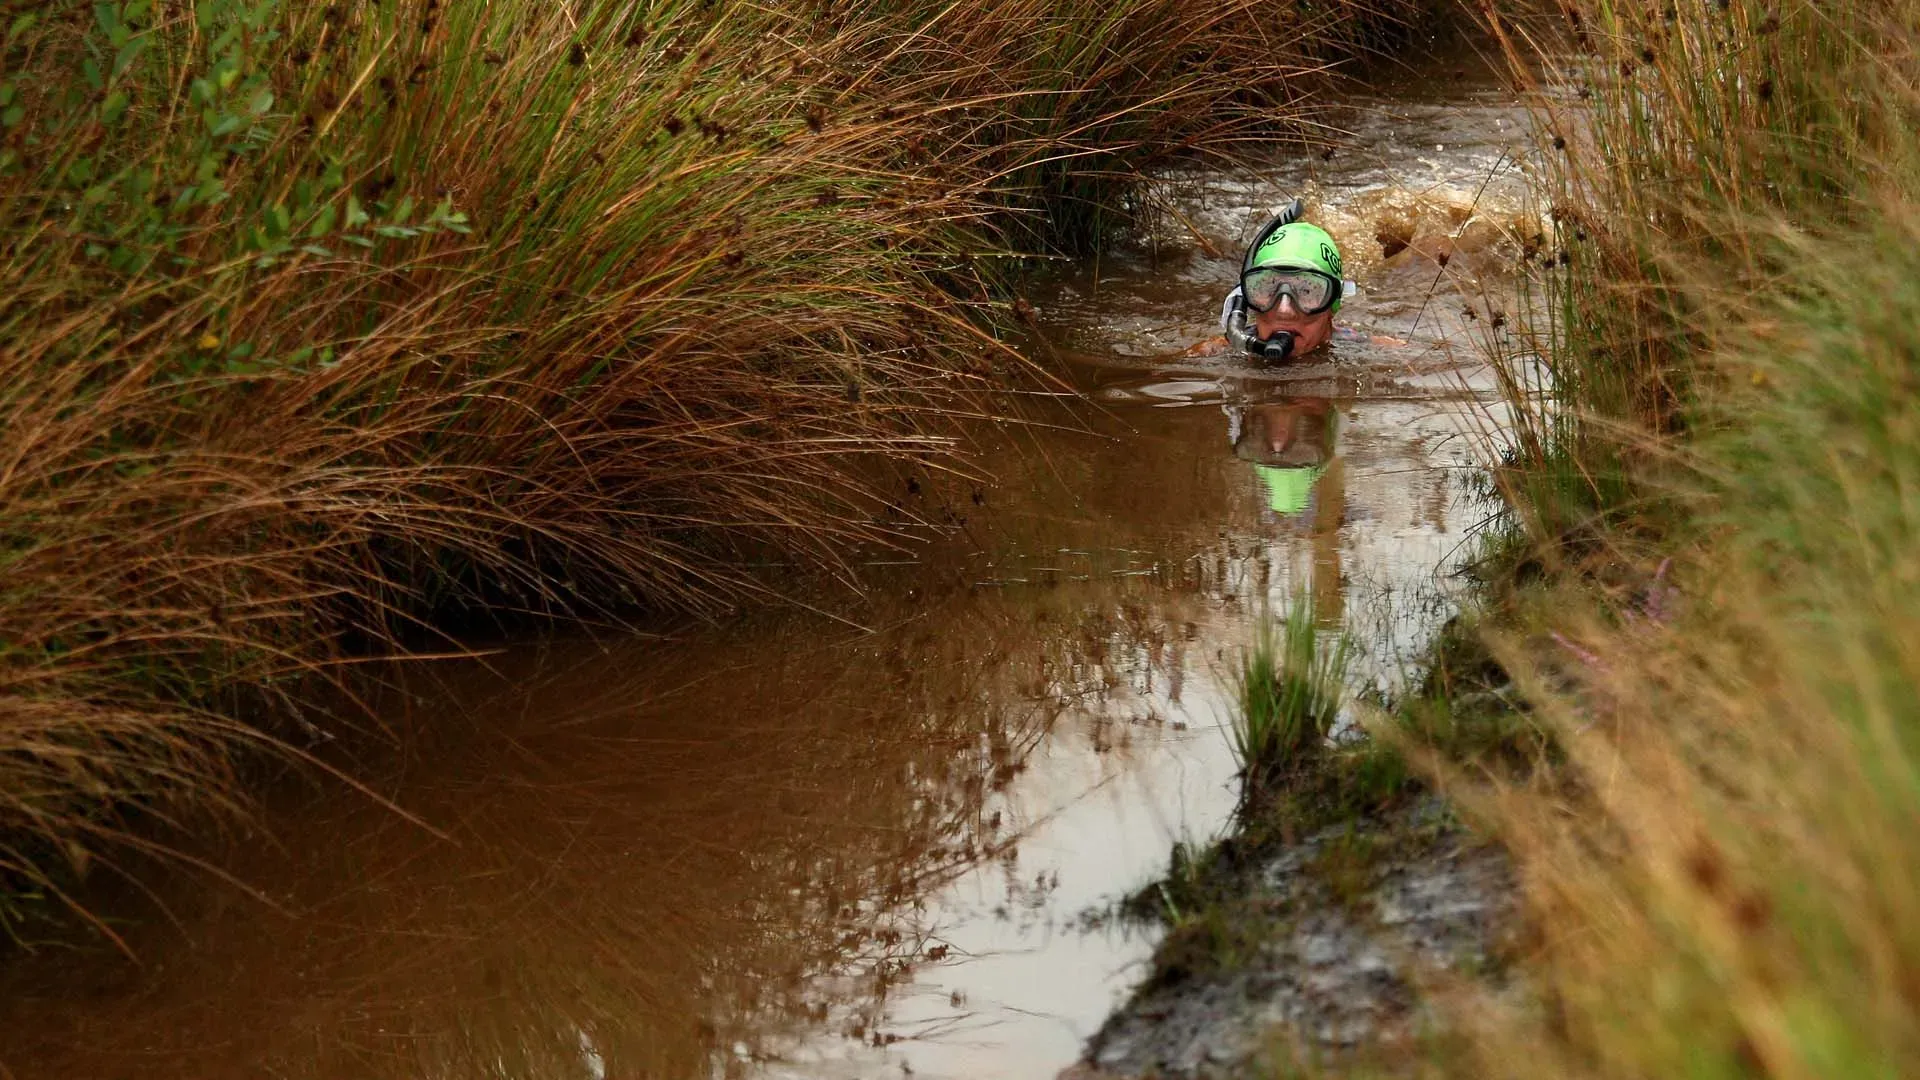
[1250,222,1344,280]
[1254,463,1328,516]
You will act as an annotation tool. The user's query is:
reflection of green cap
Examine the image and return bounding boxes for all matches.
[1250,222,1343,279]
[1254,463,1327,516]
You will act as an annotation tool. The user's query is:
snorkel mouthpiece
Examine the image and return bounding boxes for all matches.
[1225,307,1296,364]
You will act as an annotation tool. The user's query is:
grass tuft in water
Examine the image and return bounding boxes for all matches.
[1231,600,1352,808]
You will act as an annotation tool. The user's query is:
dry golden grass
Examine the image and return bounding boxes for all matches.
[1422,2,1920,1076]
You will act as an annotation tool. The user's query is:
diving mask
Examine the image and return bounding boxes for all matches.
[1241,266,1341,315]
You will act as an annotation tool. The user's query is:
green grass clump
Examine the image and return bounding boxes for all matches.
[1231,600,1352,807]
[1477,0,1897,558]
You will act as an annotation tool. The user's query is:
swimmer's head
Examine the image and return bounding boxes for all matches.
[1243,222,1345,356]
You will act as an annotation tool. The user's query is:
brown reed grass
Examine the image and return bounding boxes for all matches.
[0,0,1428,916]
[1422,2,1920,1075]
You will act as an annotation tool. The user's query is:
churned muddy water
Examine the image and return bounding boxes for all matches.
[0,56,1535,1080]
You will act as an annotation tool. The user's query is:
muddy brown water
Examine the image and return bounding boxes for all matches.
[0,58,1534,1080]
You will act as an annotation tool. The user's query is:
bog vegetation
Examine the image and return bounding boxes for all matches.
[1206,1,1920,1074]
[1408,0,1920,1075]
[1229,597,1350,808]
[18,0,1914,1066]
[0,0,1427,921]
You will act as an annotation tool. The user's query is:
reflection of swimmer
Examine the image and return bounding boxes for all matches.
[1186,197,1404,361]
[1226,398,1337,518]
[1226,396,1345,623]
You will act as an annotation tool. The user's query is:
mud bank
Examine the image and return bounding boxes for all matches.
[1072,789,1516,1078]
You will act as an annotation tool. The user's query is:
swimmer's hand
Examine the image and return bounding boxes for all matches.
[1182,335,1231,358]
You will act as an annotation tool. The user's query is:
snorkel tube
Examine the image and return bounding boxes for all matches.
[1227,197,1306,364]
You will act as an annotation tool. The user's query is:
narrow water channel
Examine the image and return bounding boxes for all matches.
[0,55,1533,1080]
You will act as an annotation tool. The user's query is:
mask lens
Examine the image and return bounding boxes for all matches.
[1289,272,1334,312]
[1242,268,1336,314]
[1242,268,1287,312]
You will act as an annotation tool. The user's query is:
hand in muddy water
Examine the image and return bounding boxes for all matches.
[1182,336,1232,359]
[1341,325,1410,348]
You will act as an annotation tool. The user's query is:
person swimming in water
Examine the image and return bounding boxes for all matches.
[1187,198,1398,361]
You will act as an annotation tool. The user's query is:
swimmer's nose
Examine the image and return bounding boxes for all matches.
[1275,293,1301,317]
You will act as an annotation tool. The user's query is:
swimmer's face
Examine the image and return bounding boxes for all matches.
[1254,295,1334,356]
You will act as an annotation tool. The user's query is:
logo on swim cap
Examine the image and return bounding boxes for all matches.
[1251,222,1344,279]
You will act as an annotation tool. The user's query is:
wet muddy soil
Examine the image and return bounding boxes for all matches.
[0,50,1536,1080]
[1073,797,1515,1079]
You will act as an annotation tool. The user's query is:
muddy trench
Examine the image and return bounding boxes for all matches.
[0,53,1537,1080]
